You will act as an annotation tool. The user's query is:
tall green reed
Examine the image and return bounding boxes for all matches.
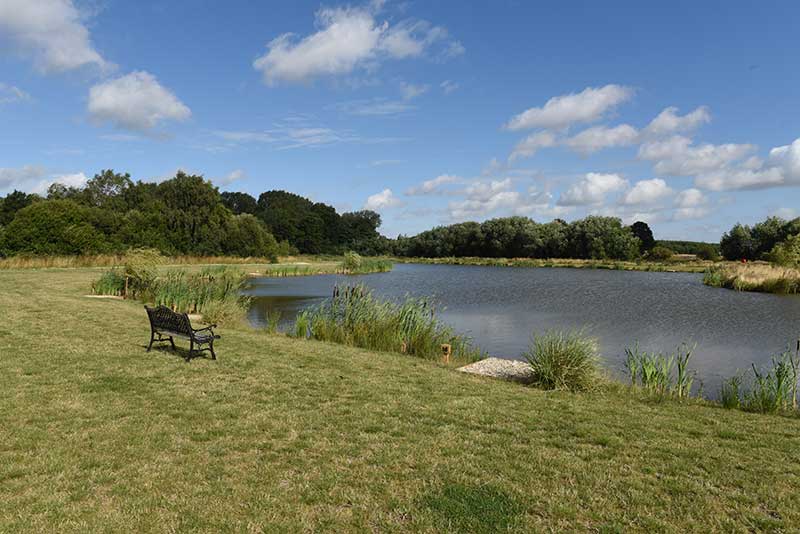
[294,284,482,363]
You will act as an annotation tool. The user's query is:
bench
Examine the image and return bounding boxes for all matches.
[144,305,219,360]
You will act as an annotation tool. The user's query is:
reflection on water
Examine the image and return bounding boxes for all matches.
[245,263,800,392]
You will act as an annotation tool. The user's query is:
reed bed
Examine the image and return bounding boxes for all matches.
[396,256,713,273]
[92,265,250,324]
[624,343,696,399]
[260,256,392,277]
[719,350,800,414]
[293,284,483,364]
[703,263,800,294]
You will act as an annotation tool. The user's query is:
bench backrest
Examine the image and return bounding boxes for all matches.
[145,305,192,336]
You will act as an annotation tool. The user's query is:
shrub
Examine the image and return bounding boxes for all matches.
[646,246,674,261]
[343,251,362,271]
[719,375,742,409]
[768,234,800,268]
[524,330,599,391]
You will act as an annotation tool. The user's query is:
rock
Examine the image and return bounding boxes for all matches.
[457,357,535,384]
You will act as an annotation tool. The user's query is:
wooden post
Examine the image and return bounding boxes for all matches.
[124,275,129,299]
[400,341,407,354]
[441,344,452,364]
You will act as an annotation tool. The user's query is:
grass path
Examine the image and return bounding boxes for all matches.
[2,269,800,532]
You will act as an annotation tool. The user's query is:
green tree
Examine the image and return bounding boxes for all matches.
[630,221,656,252]
[223,214,279,259]
[221,191,258,215]
[0,190,38,225]
[720,224,755,260]
[3,200,113,255]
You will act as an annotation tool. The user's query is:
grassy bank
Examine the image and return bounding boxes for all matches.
[2,268,800,531]
[703,263,800,294]
[396,255,716,273]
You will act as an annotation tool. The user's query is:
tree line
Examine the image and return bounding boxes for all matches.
[0,170,385,259]
[6,167,775,263]
[719,216,800,263]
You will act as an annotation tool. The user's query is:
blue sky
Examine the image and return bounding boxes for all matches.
[1,0,799,241]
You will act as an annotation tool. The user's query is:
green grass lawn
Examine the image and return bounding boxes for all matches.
[2,268,800,532]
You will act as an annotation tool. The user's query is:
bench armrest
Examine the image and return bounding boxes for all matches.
[192,324,217,333]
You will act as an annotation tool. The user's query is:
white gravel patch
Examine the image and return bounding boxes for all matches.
[458,357,535,384]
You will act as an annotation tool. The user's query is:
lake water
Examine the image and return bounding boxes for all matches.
[245,263,800,393]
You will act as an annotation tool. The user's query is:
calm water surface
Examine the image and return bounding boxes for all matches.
[245,263,800,391]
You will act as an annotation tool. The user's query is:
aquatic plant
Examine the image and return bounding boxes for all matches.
[295,284,482,364]
[719,375,743,409]
[524,330,599,391]
[624,343,696,399]
[92,264,251,324]
[265,309,282,334]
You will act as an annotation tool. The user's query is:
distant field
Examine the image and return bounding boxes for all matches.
[2,268,800,532]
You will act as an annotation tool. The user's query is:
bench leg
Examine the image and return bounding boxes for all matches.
[169,336,176,350]
[188,339,194,361]
[210,340,217,360]
[147,331,155,352]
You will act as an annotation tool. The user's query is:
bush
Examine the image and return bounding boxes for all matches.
[695,244,720,261]
[646,246,674,261]
[768,234,800,268]
[524,330,599,391]
[342,251,362,271]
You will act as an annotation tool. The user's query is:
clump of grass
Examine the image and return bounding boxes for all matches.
[624,342,696,399]
[294,311,310,338]
[741,352,799,414]
[90,269,126,296]
[295,284,482,364]
[265,309,282,334]
[524,330,599,391]
[719,375,743,410]
[719,349,799,414]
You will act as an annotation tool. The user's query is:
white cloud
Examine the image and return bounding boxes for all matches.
[505,84,633,131]
[334,98,415,116]
[88,71,191,132]
[37,172,88,194]
[0,165,90,195]
[558,172,628,206]
[0,165,46,190]
[216,169,246,187]
[509,131,557,161]
[400,82,428,100]
[644,106,710,137]
[688,138,800,191]
[253,5,460,85]
[406,174,460,195]
[565,124,639,154]
[440,80,459,94]
[774,208,798,219]
[365,188,404,210]
[0,0,109,73]
[674,188,707,208]
[0,83,30,105]
[446,179,568,221]
[621,178,673,205]
[638,135,755,176]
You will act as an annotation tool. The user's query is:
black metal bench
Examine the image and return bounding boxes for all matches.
[144,305,219,360]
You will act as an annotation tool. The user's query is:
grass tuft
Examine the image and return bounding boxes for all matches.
[524,330,599,391]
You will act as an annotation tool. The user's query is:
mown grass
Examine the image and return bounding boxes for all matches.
[703,262,800,294]
[397,255,716,273]
[2,269,800,531]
